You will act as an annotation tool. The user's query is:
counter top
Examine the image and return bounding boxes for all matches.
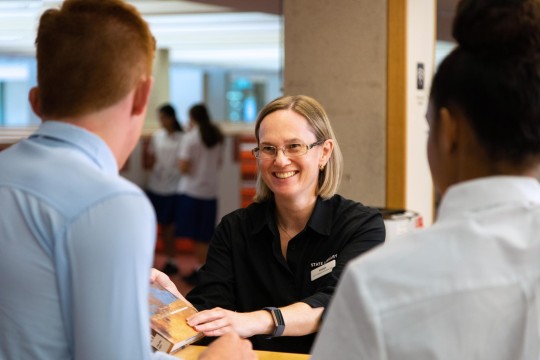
[173,345,310,360]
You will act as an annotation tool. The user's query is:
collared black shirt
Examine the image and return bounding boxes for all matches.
[187,194,385,354]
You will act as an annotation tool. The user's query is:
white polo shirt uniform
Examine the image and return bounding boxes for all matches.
[312,176,540,360]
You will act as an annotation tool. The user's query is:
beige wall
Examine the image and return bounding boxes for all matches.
[283,0,388,207]
[146,49,171,129]
[405,0,436,224]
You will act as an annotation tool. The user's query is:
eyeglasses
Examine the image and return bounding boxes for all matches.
[252,140,325,159]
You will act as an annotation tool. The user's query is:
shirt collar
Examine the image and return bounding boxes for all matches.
[252,196,333,237]
[30,120,118,175]
[438,176,540,221]
[306,196,333,235]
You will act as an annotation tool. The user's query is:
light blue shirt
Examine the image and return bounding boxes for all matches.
[0,121,175,360]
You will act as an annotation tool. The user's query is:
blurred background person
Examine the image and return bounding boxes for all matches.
[176,103,224,285]
[145,104,184,275]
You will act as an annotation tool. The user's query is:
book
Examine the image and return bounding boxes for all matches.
[149,283,204,354]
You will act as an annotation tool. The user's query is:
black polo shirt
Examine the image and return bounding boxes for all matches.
[187,194,385,354]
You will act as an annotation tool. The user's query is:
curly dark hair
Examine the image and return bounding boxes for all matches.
[430,0,540,164]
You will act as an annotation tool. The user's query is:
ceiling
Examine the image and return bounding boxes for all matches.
[0,0,459,72]
[0,0,283,71]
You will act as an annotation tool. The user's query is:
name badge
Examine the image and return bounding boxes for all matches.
[311,259,336,281]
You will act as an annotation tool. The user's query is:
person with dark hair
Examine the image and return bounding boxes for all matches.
[311,0,540,359]
[0,1,255,359]
[170,95,385,354]
[146,103,184,275]
[176,103,225,284]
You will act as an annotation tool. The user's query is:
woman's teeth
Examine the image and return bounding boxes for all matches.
[275,171,296,179]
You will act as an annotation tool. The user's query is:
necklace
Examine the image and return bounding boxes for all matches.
[277,221,294,239]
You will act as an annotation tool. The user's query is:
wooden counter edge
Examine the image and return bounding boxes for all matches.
[172,345,310,360]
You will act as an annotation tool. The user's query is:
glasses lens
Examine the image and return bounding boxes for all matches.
[263,146,277,158]
[284,143,308,157]
[253,145,277,159]
[254,142,321,159]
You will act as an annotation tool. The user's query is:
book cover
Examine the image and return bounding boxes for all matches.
[149,283,204,354]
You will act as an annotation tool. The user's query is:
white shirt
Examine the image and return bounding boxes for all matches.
[311,176,540,360]
[146,128,183,195]
[177,126,222,199]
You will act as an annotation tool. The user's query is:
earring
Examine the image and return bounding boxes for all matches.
[319,164,325,171]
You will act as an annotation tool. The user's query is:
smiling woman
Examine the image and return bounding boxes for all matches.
[177,95,386,354]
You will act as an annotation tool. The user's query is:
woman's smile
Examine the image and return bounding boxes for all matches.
[273,170,299,179]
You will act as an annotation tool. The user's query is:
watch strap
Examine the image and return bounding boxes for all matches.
[263,307,285,338]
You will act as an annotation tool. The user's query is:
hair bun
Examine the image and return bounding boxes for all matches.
[452,0,540,58]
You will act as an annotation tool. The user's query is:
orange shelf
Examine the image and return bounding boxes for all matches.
[154,225,195,254]
[237,135,257,208]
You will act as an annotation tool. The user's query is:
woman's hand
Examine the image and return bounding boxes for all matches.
[187,307,274,338]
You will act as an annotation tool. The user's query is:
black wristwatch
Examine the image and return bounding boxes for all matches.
[263,307,285,338]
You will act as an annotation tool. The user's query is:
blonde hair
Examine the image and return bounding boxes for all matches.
[35,0,155,118]
[253,95,343,202]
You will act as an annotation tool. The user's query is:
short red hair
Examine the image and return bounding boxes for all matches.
[35,0,155,118]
